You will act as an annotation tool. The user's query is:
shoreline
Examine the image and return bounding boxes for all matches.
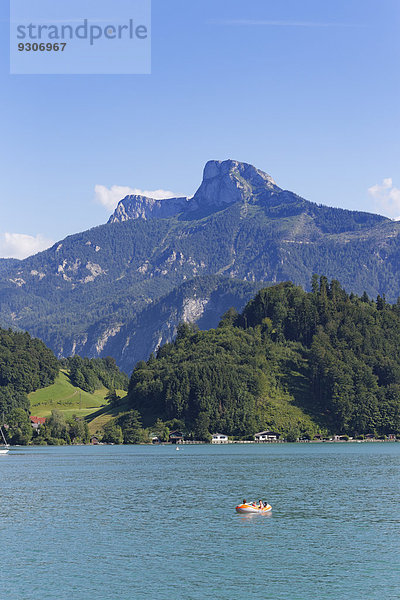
[7,438,398,448]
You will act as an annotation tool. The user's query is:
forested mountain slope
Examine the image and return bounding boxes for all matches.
[0,327,59,416]
[127,278,400,438]
[99,276,263,373]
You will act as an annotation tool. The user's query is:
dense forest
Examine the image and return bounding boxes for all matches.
[127,277,400,438]
[64,355,129,393]
[0,327,59,417]
[0,327,59,444]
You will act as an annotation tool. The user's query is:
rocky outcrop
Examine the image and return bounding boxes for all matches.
[188,159,280,212]
[108,194,189,223]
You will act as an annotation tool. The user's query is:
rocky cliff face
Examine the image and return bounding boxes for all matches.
[188,159,280,212]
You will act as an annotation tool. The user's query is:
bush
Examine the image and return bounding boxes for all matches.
[102,420,123,444]
[285,429,299,442]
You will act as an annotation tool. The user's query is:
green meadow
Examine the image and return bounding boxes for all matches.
[85,397,132,435]
[29,370,127,426]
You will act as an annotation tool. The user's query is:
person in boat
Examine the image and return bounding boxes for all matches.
[242,499,247,505]
[259,500,264,509]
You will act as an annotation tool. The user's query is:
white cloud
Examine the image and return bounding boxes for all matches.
[368,178,400,219]
[94,184,177,212]
[0,232,55,259]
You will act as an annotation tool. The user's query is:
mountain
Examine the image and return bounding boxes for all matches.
[1,158,400,372]
[108,159,383,229]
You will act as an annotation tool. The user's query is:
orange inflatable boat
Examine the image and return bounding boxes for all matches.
[235,502,272,514]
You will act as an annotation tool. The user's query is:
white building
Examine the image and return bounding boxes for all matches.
[211,433,229,444]
[254,431,281,442]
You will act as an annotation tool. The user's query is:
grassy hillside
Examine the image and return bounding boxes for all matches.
[29,370,126,421]
[86,396,132,435]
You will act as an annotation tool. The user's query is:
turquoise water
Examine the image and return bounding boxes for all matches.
[0,443,398,600]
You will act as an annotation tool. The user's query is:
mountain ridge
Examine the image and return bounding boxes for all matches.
[108,159,282,224]
[1,158,399,372]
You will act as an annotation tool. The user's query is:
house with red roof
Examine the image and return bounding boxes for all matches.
[30,416,46,431]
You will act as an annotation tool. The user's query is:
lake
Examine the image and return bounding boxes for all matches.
[0,443,398,599]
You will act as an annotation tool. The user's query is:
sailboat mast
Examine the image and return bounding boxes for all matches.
[0,425,9,446]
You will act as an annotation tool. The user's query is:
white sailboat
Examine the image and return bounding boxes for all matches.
[0,426,9,455]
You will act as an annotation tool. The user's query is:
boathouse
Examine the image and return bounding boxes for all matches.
[254,431,281,442]
[211,433,228,443]
[169,430,184,444]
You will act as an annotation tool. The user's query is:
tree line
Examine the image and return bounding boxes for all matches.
[64,355,128,393]
[0,328,59,418]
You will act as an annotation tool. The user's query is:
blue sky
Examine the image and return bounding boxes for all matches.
[1,0,399,257]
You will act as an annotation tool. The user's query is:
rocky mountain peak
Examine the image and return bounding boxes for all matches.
[190,159,280,210]
[108,159,282,223]
[203,159,277,187]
